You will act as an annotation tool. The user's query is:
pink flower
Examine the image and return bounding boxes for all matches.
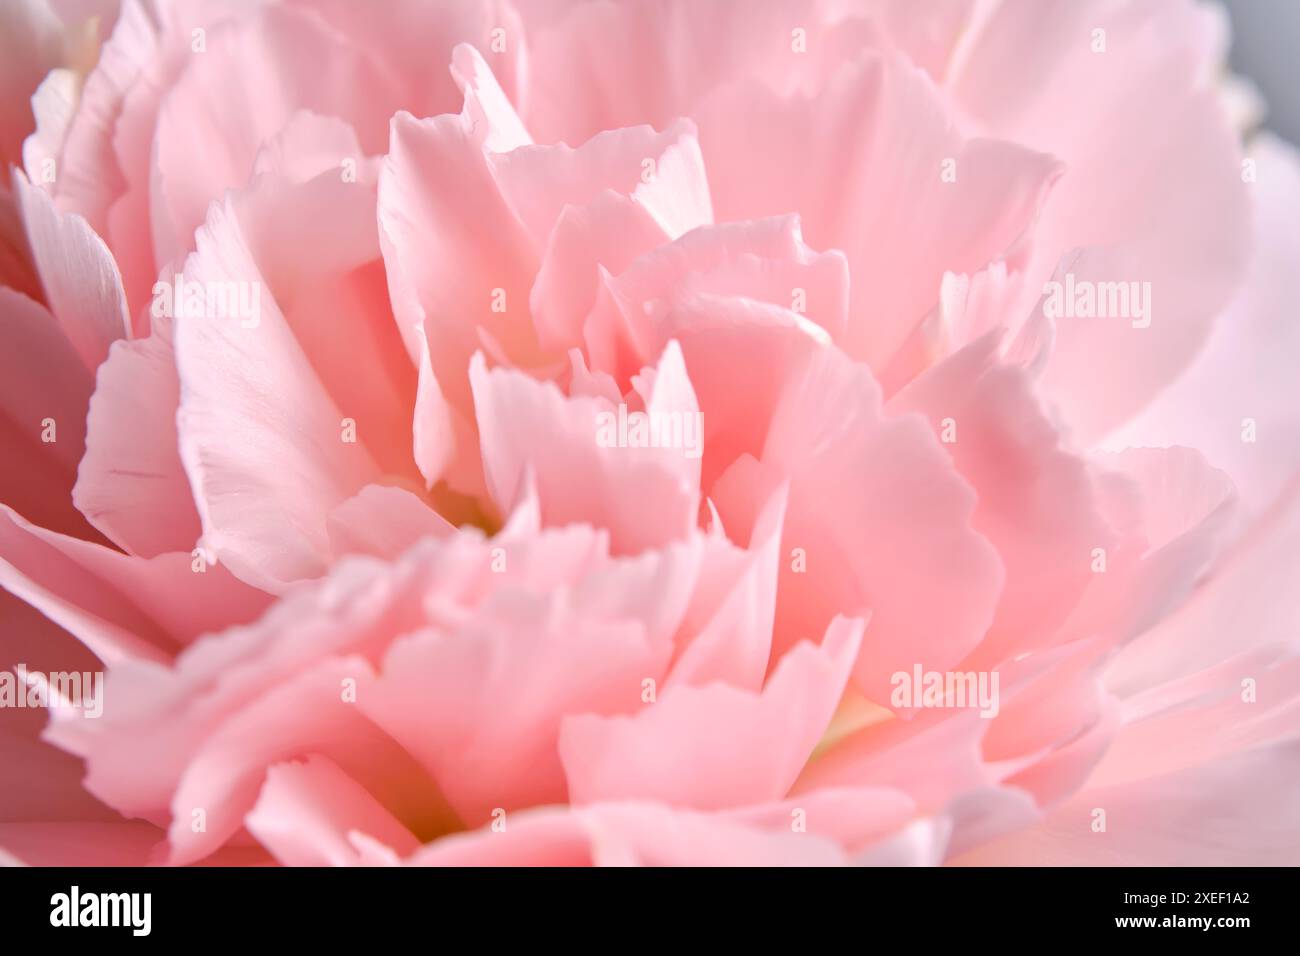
[1,0,1297,866]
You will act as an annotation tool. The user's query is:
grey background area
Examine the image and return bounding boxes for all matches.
[1225,0,1300,142]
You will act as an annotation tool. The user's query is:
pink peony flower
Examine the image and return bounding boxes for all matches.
[1,0,1297,866]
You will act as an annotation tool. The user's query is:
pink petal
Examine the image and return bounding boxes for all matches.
[524,0,883,147]
[326,484,454,562]
[72,305,201,556]
[532,193,673,353]
[406,802,846,867]
[244,756,421,867]
[0,0,63,167]
[1057,446,1237,668]
[583,215,849,384]
[490,118,710,248]
[13,168,130,369]
[575,802,847,866]
[694,51,1060,370]
[174,196,383,591]
[22,68,78,202]
[0,822,165,866]
[471,342,701,555]
[402,806,595,867]
[165,656,436,865]
[0,186,43,302]
[1102,475,1299,700]
[0,503,271,665]
[1105,134,1300,514]
[0,594,112,827]
[360,538,702,823]
[668,471,786,691]
[887,332,1115,667]
[760,340,1004,695]
[954,742,1300,866]
[285,0,526,122]
[950,0,1250,440]
[149,4,403,274]
[725,786,916,855]
[559,616,862,810]
[0,287,97,539]
[233,125,419,480]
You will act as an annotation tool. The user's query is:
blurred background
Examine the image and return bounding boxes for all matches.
[1225,0,1300,141]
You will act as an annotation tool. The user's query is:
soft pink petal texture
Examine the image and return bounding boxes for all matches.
[0,822,164,866]
[404,802,846,867]
[1101,475,1299,700]
[667,475,785,692]
[61,510,677,857]
[360,537,702,824]
[724,786,916,855]
[471,341,701,554]
[285,0,525,121]
[0,0,63,167]
[49,0,256,316]
[987,655,1120,811]
[954,482,1300,865]
[887,333,1115,667]
[0,594,110,824]
[567,802,844,866]
[825,0,977,81]
[1054,446,1237,659]
[381,47,713,490]
[78,113,402,563]
[326,484,454,562]
[934,261,1047,364]
[58,546,461,827]
[958,639,1300,865]
[560,616,862,810]
[46,0,119,36]
[533,195,679,357]
[173,148,412,589]
[796,704,1000,829]
[71,303,200,556]
[949,0,1250,440]
[0,503,271,665]
[149,4,401,278]
[377,46,537,384]
[522,118,713,352]
[22,68,79,201]
[486,119,710,252]
[164,655,443,865]
[757,337,1004,694]
[39,0,157,243]
[3,0,1294,871]
[0,822,274,866]
[1099,648,1300,794]
[231,120,417,480]
[954,742,1300,866]
[852,818,951,867]
[584,287,1004,692]
[790,643,1112,837]
[523,0,885,147]
[0,287,97,538]
[13,168,130,369]
[401,806,595,866]
[378,108,539,492]
[694,51,1060,370]
[583,215,848,386]
[1105,134,1300,514]
[244,755,421,867]
[583,263,830,494]
[0,592,191,868]
[0,186,43,302]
